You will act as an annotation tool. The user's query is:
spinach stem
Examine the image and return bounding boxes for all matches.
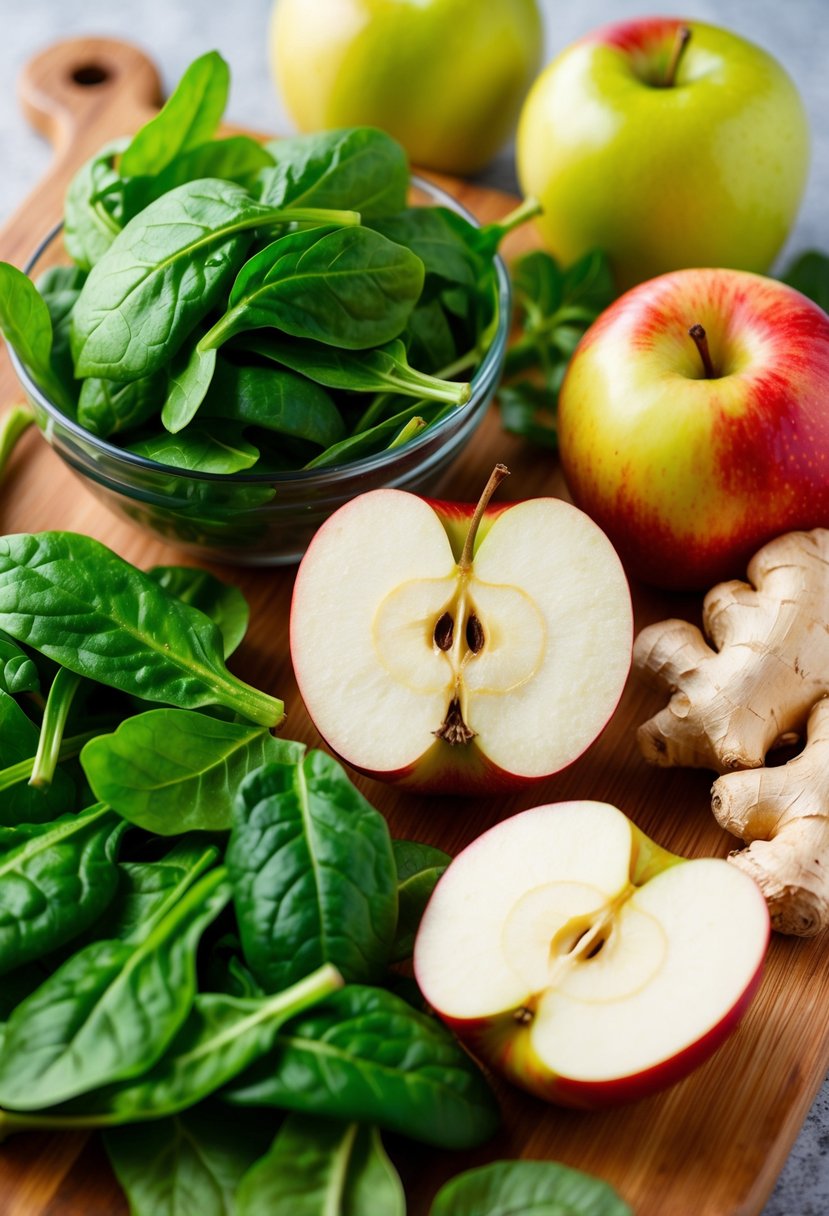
[0,404,34,483]
[29,669,82,788]
[0,728,102,792]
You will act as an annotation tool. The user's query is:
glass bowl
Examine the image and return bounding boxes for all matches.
[10,176,510,566]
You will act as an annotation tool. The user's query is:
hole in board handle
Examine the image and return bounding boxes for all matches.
[71,64,110,86]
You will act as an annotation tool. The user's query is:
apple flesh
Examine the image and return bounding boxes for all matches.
[290,475,632,793]
[558,267,829,590]
[414,801,770,1107]
[517,17,809,289]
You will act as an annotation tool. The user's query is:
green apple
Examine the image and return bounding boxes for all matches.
[517,18,809,288]
[270,0,543,175]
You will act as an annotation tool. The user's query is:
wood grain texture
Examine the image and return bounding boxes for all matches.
[0,35,826,1216]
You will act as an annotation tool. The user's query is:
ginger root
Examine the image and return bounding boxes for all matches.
[712,698,829,935]
[635,528,829,935]
[634,529,829,773]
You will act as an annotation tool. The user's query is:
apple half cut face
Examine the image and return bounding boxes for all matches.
[414,802,771,1107]
[290,480,632,793]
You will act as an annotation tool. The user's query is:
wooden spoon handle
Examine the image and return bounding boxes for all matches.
[1,38,161,263]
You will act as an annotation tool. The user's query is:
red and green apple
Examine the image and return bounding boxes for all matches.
[414,800,770,1107]
[290,468,632,793]
[557,267,829,590]
[517,17,810,288]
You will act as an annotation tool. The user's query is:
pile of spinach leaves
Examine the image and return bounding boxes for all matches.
[0,51,533,478]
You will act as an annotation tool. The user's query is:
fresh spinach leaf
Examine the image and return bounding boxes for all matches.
[120,136,276,222]
[64,138,129,270]
[430,1160,633,1216]
[262,127,408,218]
[37,266,87,391]
[236,1115,405,1216]
[103,840,220,943]
[0,532,283,726]
[0,690,77,825]
[202,361,345,449]
[227,753,398,991]
[406,298,457,373]
[201,226,425,354]
[0,630,39,696]
[371,206,482,291]
[19,964,344,1128]
[0,802,124,974]
[70,181,358,381]
[780,250,829,312]
[148,567,249,658]
[129,423,259,473]
[304,398,444,469]
[245,334,469,404]
[160,340,218,433]
[105,1104,275,1216]
[81,710,304,835]
[120,51,230,178]
[225,983,500,1149]
[498,381,560,451]
[390,839,449,963]
[0,264,72,410]
[77,369,166,438]
[0,866,229,1108]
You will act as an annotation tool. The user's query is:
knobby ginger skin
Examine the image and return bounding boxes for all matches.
[635,529,829,935]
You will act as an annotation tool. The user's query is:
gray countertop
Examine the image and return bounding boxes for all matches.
[0,1,827,1211]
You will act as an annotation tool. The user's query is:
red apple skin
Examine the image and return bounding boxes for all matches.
[290,494,632,794]
[434,948,766,1109]
[558,269,829,590]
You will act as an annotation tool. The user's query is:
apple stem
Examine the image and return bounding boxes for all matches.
[662,25,691,88]
[459,464,510,572]
[688,323,716,378]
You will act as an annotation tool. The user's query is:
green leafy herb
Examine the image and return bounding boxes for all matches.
[0,532,283,726]
[77,370,165,438]
[119,136,275,222]
[430,1160,633,1216]
[129,424,260,473]
[780,250,829,312]
[390,838,450,963]
[0,802,124,975]
[226,983,499,1149]
[0,630,39,696]
[501,248,615,449]
[226,753,398,991]
[236,1115,405,1216]
[70,182,359,381]
[105,1105,275,1216]
[0,866,229,1109]
[120,51,230,178]
[0,264,71,409]
[81,710,304,834]
[262,127,409,218]
[148,566,249,658]
[64,139,129,270]
[200,225,426,355]
[201,361,345,449]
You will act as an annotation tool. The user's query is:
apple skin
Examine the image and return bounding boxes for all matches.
[442,958,765,1110]
[557,268,829,591]
[290,493,632,794]
[413,805,771,1109]
[517,17,810,289]
[271,0,543,174]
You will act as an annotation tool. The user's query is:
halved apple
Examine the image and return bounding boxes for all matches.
[290,469,633,793]
[414,801,770,1107]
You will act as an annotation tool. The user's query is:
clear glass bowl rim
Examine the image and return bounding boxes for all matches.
[12,174,512,488]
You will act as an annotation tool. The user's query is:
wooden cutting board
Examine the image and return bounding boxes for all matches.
[0,36,826,1216]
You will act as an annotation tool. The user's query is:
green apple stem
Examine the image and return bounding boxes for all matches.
[662,25,691,88]
[459,463,510,572]
[688,323,717,378]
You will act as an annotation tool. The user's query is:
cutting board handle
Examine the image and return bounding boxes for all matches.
[19,37,161,155]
